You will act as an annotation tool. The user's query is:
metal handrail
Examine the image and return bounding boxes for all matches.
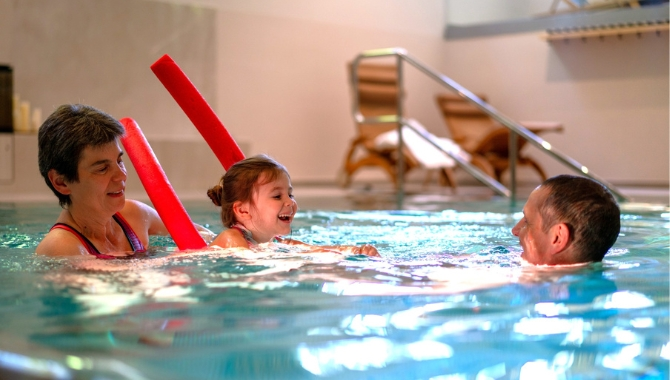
[353,114,511,198]
[351,47,630,205]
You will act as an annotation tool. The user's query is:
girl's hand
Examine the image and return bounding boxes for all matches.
[195,224,216,244]
[351,244,380,257]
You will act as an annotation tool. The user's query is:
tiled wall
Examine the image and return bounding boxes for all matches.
[0,134,247,203]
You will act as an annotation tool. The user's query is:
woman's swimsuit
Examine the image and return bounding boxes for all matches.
[50,213,146,259]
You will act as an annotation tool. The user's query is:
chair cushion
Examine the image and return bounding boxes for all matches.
[374,119,471,169]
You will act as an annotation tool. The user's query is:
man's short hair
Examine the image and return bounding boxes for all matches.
[538,175,620,263]
[38,104,125,207]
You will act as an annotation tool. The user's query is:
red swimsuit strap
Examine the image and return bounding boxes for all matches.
[49,223,117,260]
[49,213,145,259]
[112,213,146,253]
[230,225,253,247]
[229,224,281,246]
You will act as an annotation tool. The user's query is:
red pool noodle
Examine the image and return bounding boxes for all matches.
[120,117,207,251]
[150,54,245,170]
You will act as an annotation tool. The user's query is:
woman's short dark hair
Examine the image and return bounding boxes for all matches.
[38,104,125,207]
[538,175,621,263]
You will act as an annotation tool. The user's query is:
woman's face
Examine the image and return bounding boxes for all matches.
[66,140,127,216]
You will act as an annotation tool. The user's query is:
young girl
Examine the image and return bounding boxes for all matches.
[207,154,379,256]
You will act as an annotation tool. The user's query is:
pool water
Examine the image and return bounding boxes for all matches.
[0,201,667,380]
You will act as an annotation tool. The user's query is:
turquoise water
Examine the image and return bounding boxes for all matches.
[0,201,668,380]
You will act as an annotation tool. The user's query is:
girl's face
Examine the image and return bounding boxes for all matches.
[243,171,297,243]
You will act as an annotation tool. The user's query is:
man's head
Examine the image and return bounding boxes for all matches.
[512,175,620,265]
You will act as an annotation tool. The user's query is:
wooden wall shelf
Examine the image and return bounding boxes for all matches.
[543,20,669,40]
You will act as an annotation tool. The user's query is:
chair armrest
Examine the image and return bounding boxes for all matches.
[519,121,563,133]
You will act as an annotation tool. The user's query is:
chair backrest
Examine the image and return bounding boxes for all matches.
[349,62,401,143]
[435,93,501,153]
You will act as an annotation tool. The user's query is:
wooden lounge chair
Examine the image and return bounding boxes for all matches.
[340,63,456,188]
[435,93,563,183]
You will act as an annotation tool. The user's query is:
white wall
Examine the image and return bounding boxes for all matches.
[446,0,554,25]
[0,0,667,203]
[211,0,668,186]
[0,0,221,201]
[0,1,11,63]
[439,31,669,185]
[212,0,447,182]
[7,0,217,140]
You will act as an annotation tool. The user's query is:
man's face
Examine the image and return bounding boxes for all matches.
[511,187,554,265]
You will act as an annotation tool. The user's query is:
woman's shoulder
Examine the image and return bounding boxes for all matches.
[119,199,158,225]
[119,199,167,236]
[36,227,90,257]
[121,199,149,215]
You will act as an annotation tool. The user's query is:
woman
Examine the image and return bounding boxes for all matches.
[35,104,201,258]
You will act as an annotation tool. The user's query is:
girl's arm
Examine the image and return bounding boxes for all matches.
[278,238,380,257]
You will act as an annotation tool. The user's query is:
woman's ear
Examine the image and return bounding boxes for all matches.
[48,169,71,195]
[232,201,251,221]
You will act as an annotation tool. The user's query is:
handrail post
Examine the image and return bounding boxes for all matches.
[395,55,405,209]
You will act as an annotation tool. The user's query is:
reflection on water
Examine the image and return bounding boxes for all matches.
[0,202,667,379]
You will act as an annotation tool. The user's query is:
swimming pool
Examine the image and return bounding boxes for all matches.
[0,200,667,379]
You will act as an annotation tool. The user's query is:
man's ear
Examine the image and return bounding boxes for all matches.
[48,169,71,195]
[232,201,251,221]
[549,222,571,255]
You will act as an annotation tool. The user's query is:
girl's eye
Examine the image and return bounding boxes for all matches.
[289,194,295,199]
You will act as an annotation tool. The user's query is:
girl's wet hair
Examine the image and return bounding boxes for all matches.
[207,154,290,227]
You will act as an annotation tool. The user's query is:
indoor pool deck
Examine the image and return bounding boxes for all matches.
[293,182,670,211]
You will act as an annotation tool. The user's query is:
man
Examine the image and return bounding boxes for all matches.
[512,174,620,265]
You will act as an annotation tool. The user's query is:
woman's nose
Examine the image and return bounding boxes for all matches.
[511,221,521,236]
[113,162,127,181]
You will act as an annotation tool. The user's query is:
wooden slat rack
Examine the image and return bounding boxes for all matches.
[542,20,669,40]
